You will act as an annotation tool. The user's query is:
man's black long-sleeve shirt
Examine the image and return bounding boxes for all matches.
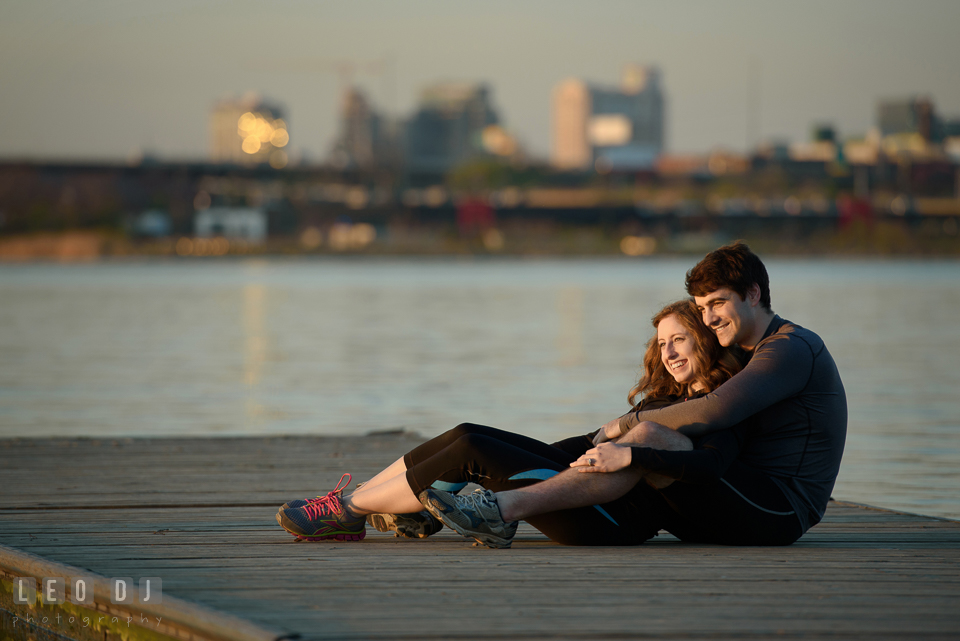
[622,316,847,533]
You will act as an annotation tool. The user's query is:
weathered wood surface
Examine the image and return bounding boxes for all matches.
[2,436,959,640]
[0,544,281,641]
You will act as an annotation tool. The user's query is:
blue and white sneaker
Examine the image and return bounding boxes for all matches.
[277,473,366,542]
[419,488,518,549]
[278,480,367,514]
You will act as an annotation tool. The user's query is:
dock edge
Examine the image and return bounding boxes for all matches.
[0,543,290,641]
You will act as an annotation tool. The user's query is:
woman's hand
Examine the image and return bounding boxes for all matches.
[592,417,621,445]
[570,442,632,473]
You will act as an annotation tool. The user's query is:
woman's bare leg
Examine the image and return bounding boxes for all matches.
[342,471,422,516]
[355,456,407,491]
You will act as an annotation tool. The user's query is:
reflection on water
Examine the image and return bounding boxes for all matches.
[243,283,266,388]
[0,258,958,520]
[556,286,584,367]
[243,280,267,428]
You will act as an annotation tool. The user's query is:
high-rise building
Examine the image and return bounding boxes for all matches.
[330,87,400,170]
[338,88,378,168]
[405,82,500,174]
[211,93,290,167]
[552,64,664,171]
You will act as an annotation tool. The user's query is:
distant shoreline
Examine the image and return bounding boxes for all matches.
[1,227,959,261]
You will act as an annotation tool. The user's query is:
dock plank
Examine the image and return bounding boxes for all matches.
[2,436,959,640]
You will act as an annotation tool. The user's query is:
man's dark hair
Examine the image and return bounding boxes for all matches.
[685,241,771,310]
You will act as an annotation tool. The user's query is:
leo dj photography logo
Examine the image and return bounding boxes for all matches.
[12,576,162,606]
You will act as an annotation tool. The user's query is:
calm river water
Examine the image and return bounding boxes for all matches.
[1,257,958,520]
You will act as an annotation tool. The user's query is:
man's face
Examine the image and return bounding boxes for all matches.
[694,287,755,347]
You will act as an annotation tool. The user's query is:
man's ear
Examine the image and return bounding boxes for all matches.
[747,283,762,307]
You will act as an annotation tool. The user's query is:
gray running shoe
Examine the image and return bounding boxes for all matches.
[366,511,444,539]
[419,488,518,549]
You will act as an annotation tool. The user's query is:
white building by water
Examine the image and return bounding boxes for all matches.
[194,207,267,242]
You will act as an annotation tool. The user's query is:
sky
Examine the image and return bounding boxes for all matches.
[2,0,959,163]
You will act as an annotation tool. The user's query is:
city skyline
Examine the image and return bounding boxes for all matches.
[2,0,959,163]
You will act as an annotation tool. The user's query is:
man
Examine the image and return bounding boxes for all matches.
[421,242,847,547]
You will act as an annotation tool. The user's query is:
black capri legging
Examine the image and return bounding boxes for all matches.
[403,423,804,547]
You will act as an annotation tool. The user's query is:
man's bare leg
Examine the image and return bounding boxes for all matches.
[496,422,691,522]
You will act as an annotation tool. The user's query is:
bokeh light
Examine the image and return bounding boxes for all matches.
[235,110,288,161]
[328,223,376,250]
[620,235,656,256]
[270,128,289,148]
[482,228,505,251]
[242,136,262,154]
[299,227,323,249]
[237,112,257,133]
[255,118,274,143]
[193,191,212,210]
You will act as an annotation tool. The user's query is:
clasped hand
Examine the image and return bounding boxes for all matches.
[570,442,632,473]
[592,417,622,446]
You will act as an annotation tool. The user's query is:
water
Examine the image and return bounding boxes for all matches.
[1,257,959,520]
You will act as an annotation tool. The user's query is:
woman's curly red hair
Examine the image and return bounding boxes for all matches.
[627,299,741,407]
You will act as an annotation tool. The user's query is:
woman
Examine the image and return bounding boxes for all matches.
[277,299,743,546]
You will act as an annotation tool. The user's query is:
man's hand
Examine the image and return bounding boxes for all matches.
[592,417,622,445]
[570,442,632,473]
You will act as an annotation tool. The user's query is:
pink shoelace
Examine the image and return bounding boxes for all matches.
[302,473,352,520]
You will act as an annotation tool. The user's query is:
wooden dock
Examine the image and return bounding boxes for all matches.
[2,436,959,640]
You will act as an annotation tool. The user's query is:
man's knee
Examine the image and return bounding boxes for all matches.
[619,421,692,451]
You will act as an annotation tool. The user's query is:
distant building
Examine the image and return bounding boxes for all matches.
[945,138,960,163]
[878,97,942,142]
[552,64,664,171]
[195,207,267,242]
[843,130,882,165]
[405,82,501,174]
[211,93,290,167]
[127,210,171,237]
[941,119,960,139]
[656,151,750,178]
[330,87,399,170]
[789,141,838,163]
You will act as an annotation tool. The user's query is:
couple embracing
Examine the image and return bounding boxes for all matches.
[277,242,847,548]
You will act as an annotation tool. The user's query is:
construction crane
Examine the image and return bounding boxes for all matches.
[269,56,395,115]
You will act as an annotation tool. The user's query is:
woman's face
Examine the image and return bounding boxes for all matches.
[657,314,699,386]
